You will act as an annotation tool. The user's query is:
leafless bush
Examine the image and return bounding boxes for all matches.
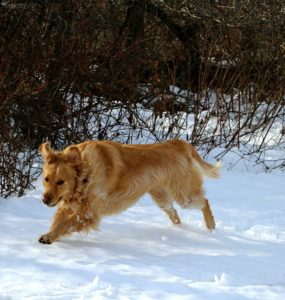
[0,141,40,197]
[0,0,284,197]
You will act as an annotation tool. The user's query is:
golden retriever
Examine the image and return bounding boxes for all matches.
[38,139,220,244]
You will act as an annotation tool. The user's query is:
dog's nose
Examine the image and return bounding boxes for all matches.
[42,193,52,205]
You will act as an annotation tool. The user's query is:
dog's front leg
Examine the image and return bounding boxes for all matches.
[38,207,73,244]
[38,209,99,244]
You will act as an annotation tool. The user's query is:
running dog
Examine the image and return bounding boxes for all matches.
[39,139,220,244]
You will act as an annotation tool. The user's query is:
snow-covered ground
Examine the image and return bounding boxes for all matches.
[0,164,284,299]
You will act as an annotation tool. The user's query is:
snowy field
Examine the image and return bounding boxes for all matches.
[0,162,284,299]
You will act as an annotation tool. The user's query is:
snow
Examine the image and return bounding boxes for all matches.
[1,167,285,299]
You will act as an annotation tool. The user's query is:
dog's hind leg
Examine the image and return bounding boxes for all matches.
[201,199,216,230]
[187,195,216,230]
[179,183,216,230]
[149,188,181,225]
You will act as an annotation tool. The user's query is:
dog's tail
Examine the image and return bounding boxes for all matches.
[189,145,221,179]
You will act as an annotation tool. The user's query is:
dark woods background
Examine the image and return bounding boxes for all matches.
[1,0,285,197]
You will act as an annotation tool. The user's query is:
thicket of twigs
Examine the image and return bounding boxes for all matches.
[0,0,284,197]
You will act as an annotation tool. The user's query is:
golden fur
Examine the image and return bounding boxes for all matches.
[38,139,220,244]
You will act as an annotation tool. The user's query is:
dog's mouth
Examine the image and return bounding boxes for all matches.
[50,196,64,207]
[42,196,64,207]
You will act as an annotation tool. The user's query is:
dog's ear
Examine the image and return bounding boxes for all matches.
[39,142,56,163]
[65,146,81,166]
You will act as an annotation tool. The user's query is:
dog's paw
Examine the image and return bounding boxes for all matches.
[207,221,216,231]
[38,234,53,244]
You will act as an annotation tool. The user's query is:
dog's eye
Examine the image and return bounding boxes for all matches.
[56,180,65,186]
[45,177,49,182]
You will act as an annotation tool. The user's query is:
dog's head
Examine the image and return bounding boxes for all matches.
[39,142,82,207]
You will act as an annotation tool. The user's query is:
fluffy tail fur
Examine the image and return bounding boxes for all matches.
[190,146,221,179]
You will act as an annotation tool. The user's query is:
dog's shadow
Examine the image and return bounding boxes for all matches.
[56,221,264,261]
